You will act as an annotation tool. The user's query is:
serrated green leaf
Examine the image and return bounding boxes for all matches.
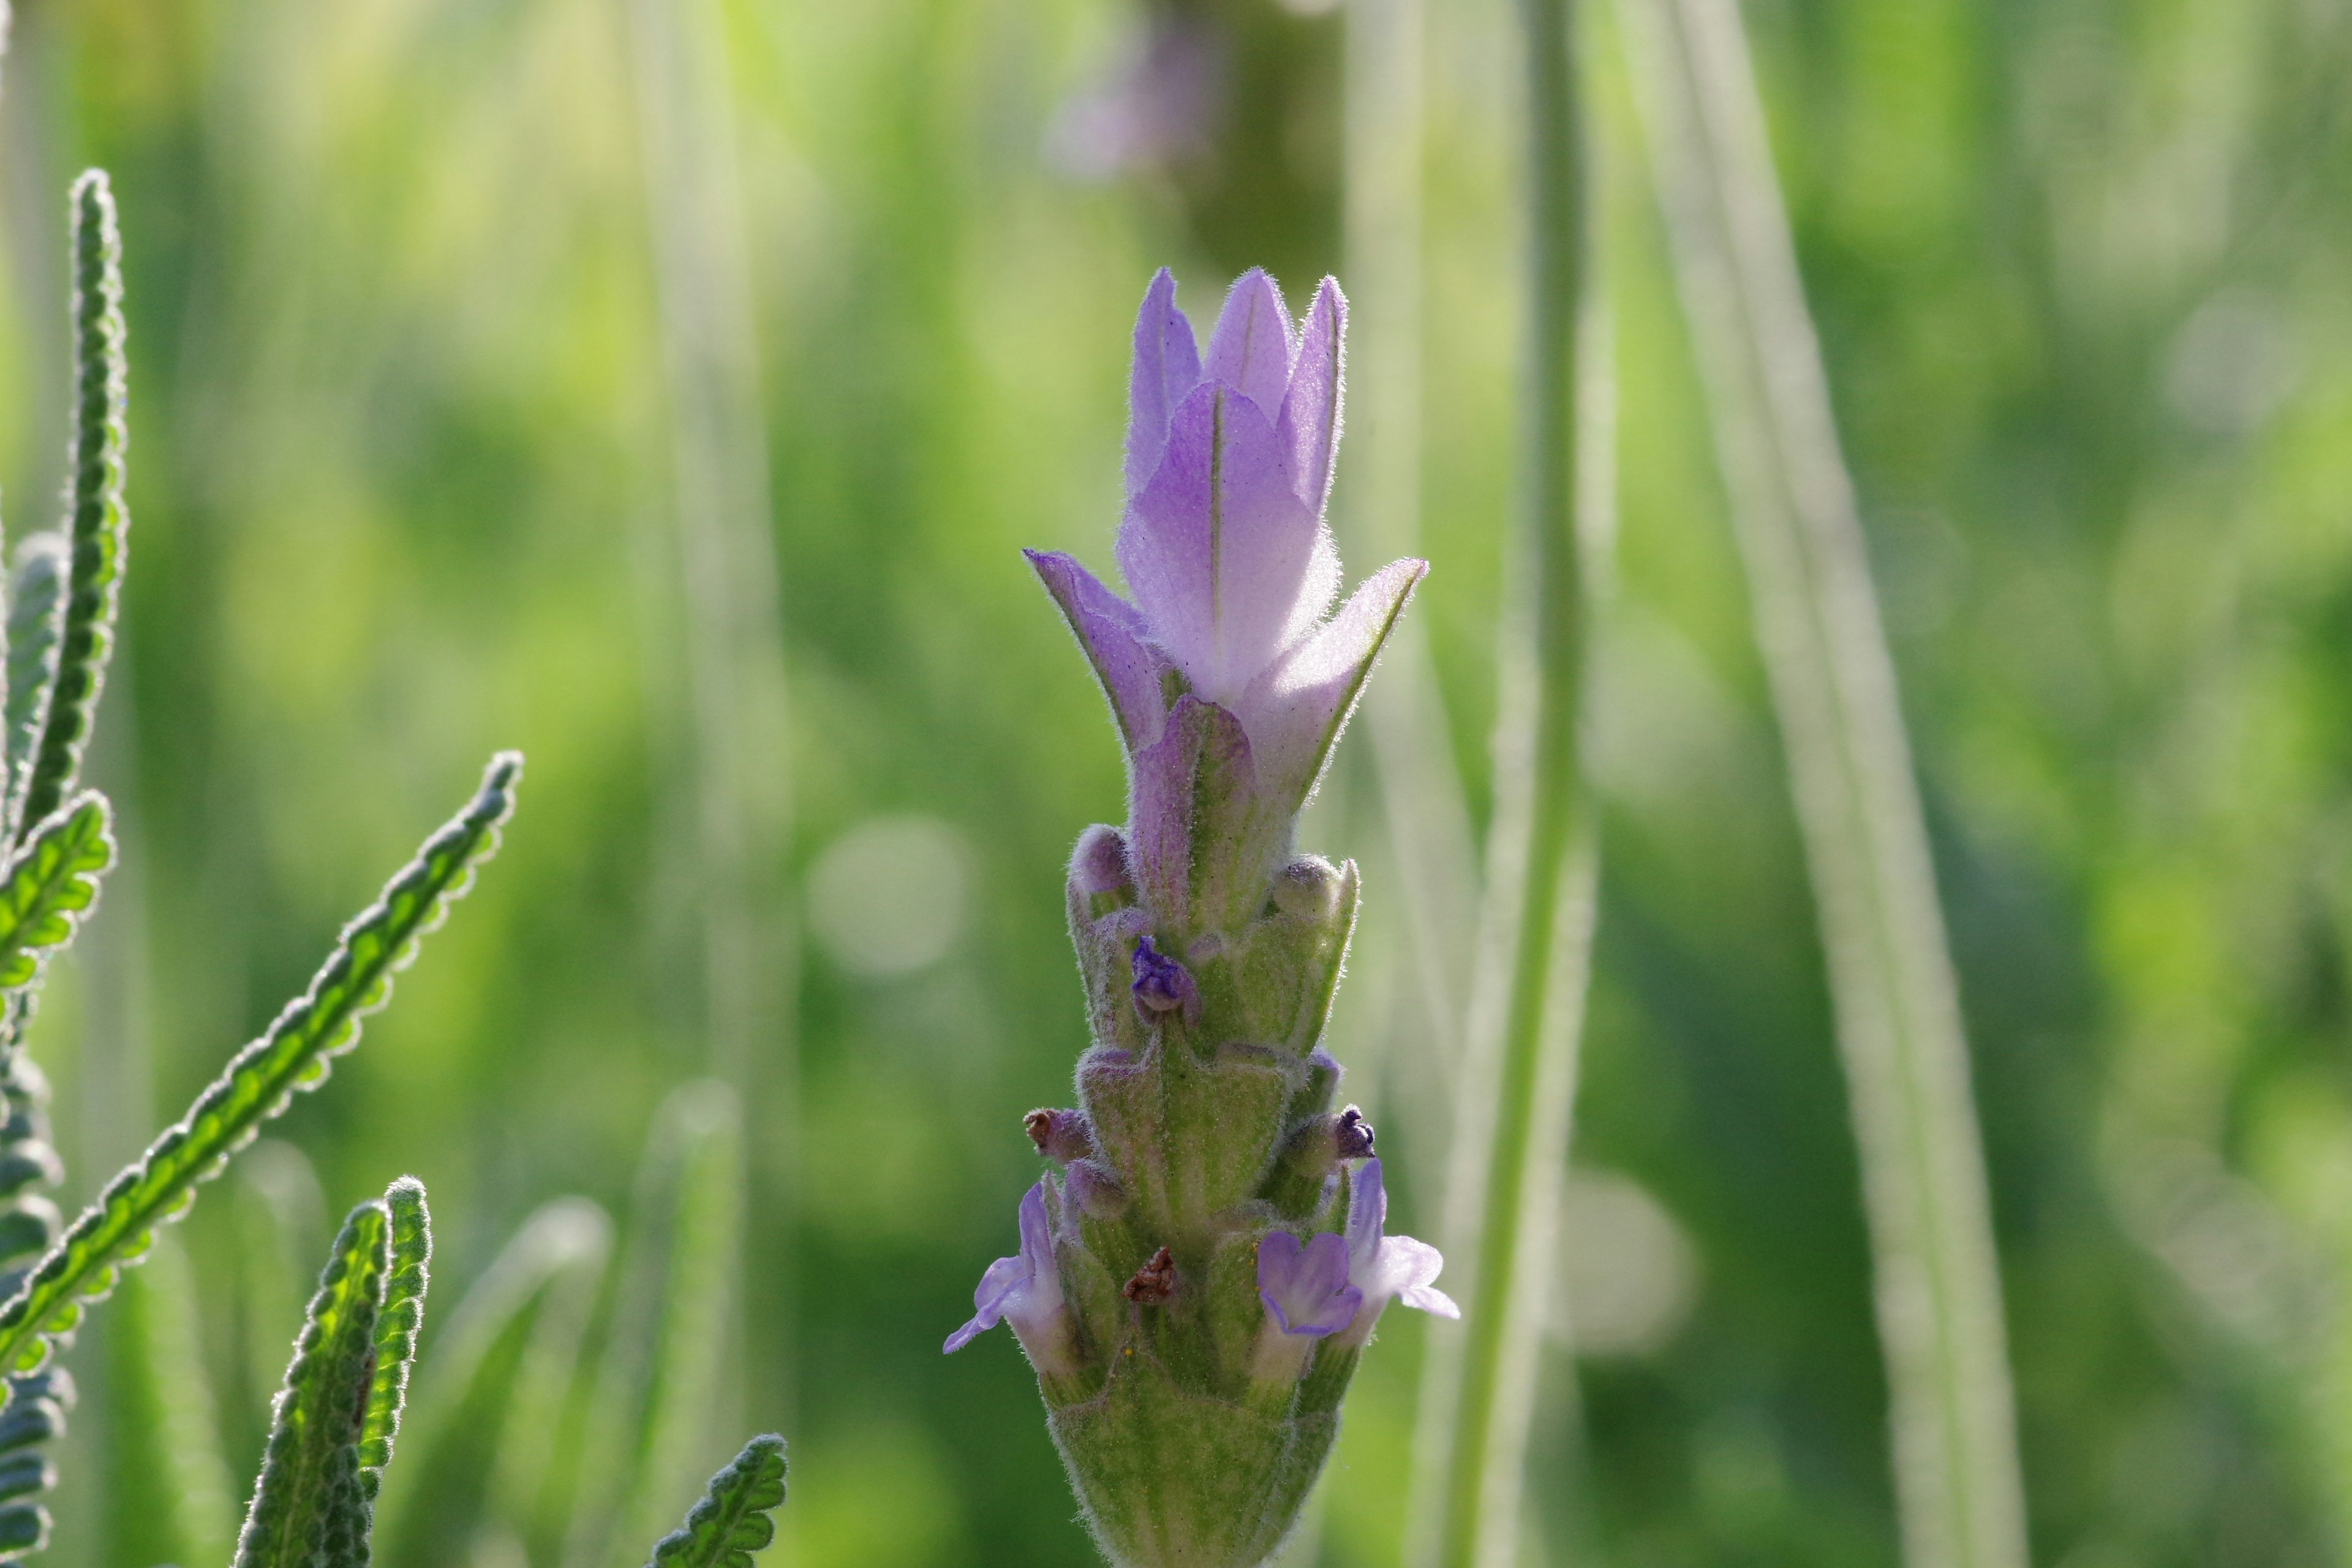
[358,1177,430,1499]
[2,538,66,833]
[641,1434,785,1568]
[0,752,522,1378]
[15,171,129,842]
[0,793,111,993]
[233,1197,391,1568]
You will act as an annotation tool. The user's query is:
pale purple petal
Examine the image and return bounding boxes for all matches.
[1117,383,1338,701]
[1126,268,1203,496]
[1027,549,1174,750]
[1257,1230,1363,1336]
[1238,558,1426,813]
[1276,277,1346,516]
[944,1182,1063,1354]
[1375,1235,1458,1319]
[1346,1157,1390,1283]
[1203,268,1295,416]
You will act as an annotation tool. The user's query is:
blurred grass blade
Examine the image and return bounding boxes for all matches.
[1408,0,1610,1565]
[15,170,130,843]
[360,1175,432,1499]
[0,752,521,1377]
[1619,2,2030,1566]
[233,1195,391,1568]
[0,793,111,993]
[1341,0,1485,1118]
[372,1196,611,1568]
[641,1433,785,1568]
[2,540,66,820]
[230,1141,331,1458]
[565,1080,747,1568]
[107,1229,241,1568]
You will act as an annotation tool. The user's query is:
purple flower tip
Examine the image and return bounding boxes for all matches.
[1129,935,1196,1016]
[1343,1158,1460,1327]
[1258,1229,1363,1337]
[944,1182,1067,1354]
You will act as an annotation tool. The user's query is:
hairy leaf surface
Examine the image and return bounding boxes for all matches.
[1,539,66,832]
[0,794,111,992]
[233,1198,390,1568]
[17,172,130,840]
[359,1177,430,1499]
[641,1434,785,1568]
[0,752,522,1375]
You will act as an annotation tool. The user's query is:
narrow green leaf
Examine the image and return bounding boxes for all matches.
[0,751,522,1376]
[2,538,67,832]
[359,1177,430,1499]
[17,171,130,841]
[641,1434,785,1568]
[0,793,111,993]
[233,1197,391,1568]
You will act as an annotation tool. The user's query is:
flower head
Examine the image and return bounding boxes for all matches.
[945,1182,1069,1362]
[1341,1158,1457,1340]
[1025,268,1427,832]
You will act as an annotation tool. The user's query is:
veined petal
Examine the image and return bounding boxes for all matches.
[1258,1231,1363,1337]
[1117,383,1338,702]
[1277,277,1346,516]
[1373,1234,1457,1319]
[1346,1157,1390,1283]
[1027,549,1174,752]
[1204,267,1296,417]
[1126,268,1203,497]
[1238,557,1427,815]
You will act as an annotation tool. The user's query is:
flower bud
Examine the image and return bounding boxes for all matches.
[1025,1108,1097,1164]
[1129,935,1200,1025]
[1069,824,1137,918]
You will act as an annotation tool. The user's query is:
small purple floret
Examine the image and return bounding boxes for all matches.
[1342,1158,1458,1332]
[1257,1230,1363,1337]
[1129,935,1196,1016]
[945,1182,1066,1354]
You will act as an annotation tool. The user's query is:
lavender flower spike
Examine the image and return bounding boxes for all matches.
[997,270,1440,1568]
[944,1182,1073,1373]
[1338,1157,1458,1346]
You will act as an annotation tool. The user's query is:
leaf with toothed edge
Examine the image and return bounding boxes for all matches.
[1,538,66,840]
[359,1177,430,1499]
[0,752,521,1379]
[16,172,130,843]
[0,794,112,993]
[233,1196,391,1568]
[642,1434,787,1568]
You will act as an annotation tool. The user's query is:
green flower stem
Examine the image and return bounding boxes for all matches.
[1621,2,2030,1566]
[1411,1,1610,1564]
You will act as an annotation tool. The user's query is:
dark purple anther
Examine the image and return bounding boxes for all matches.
[1130,935,1197,1020]
[1334,1105,1375,1161]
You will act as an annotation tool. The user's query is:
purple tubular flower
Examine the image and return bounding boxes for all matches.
[1028,270,1426,832]
[1341,1158,1458,1338]
[1257,1230,1363,1337]
[945,1182,1068,1356]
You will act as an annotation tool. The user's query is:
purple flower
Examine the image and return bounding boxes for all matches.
[1256,1230,1363,1337]
[1129,933,1197,1019]
[1026,268,1427,823]
[945,1182,1068,1359]
[1341,1157,1457,1338]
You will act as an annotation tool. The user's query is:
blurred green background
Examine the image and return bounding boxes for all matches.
[6,0,2352,1564]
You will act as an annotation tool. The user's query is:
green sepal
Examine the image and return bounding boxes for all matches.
[0,753,521,1376]
[0,793,112,992]
[1048,1350,1335,1568]
[233,1196,392,1568]
[1227,858,1357,1060]
[359,1177,431,1499]
[16,172,130,842]
[641,1433,787,1568]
